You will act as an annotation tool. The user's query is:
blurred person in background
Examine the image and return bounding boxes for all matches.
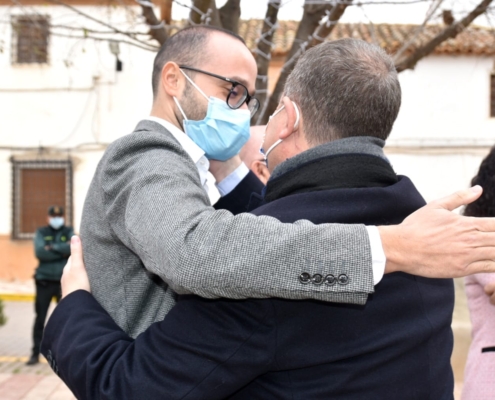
[26,206,73,366]
[462,148,495,399]
[239,125,270,184]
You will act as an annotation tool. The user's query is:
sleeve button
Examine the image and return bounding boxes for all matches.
[299,272,311,284]
[338,274,349,285]
[312,273,324,285]
[324,274,336,286]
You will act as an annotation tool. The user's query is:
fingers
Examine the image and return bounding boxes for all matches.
[428,186,483,211]
[472,217,495,233]
[484,282,495,305]
[70,235,84,269]
[466,260,495,275]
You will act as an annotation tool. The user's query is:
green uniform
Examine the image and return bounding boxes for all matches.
[34,225,74,281]
[30,224,73,360]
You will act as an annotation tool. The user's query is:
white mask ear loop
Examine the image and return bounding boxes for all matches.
[265,101,300,159]
[292,101,300,130]
[180,69,210,101]
[173,96,188,121]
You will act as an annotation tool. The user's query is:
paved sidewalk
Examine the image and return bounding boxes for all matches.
[0,291,74,399]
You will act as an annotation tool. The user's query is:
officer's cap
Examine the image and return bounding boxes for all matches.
[48,206,64,216]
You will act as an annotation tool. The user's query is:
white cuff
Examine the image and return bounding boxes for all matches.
[366,226,386,285]
[216,163,250,197]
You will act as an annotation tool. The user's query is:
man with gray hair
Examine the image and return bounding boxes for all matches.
[43,38,455,399]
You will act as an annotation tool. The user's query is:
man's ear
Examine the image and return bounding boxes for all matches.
[251,160,271,185]
[278,96,298,140]
[160,62,184,97]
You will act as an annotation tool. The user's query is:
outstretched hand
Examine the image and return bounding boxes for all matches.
[380,185,495,278]
[61,236,91,298]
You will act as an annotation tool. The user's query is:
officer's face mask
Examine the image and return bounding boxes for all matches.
[260,101,300,168]
[173,70,251,162]
[49,217,64,230]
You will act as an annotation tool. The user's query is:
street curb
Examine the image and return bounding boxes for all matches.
[0,294,35,302]
[0,356,47,364]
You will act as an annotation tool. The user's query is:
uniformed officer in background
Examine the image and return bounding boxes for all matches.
[26,206,73,366]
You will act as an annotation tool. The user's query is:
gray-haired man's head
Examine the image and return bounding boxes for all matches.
[284,38,401,144]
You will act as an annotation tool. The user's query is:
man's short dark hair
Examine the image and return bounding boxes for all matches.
[151,25,246,98]
[284,38,401,144]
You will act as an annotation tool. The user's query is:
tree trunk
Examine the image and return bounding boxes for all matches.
[190,0,221,27]
[395,0,494,72]
[283,2,333,66]
[219,0,241,34]
[254,0,281,124]
[207,0,222,28]
[259,1,351,124]
[160,0,173,25]
[141,1,168,45]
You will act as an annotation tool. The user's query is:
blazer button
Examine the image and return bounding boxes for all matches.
[324,274,336,286]
[312,273,324,285]
[299,272,311,284]
[338,274,349,285]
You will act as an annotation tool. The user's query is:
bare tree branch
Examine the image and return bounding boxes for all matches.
[254,0,281,124]
[207,0,222,27]
[51,31,159,51]
[393,0,445,62]
[189,0,221,27]
[219,0,241,33]
[309,1,352,47]
[258,0,352,124]
[283,1,334,76]
[161,0,173,24]
[139,1,168,44]
[395,0,494,72]
[45,0,163,48]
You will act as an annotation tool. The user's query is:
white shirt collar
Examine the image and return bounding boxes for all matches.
[145,116,205,164]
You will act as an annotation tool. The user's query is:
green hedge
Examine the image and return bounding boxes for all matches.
[0,298,6,326]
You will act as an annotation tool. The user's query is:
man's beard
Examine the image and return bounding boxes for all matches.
[179,83,209,123]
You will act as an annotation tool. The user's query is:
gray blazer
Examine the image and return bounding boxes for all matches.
[81,120,374,337]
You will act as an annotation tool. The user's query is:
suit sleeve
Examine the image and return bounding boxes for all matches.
[41,290,275,400]
[214,170,264,215]
[100,133,373,304]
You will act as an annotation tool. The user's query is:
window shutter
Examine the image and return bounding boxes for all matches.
[12,15,49,64]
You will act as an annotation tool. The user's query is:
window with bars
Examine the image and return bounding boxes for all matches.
[491,75,495,118]
[11,15,50,64]
[12,160,73,239]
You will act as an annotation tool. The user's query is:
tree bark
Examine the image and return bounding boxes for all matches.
[161,0,173,25]
[259,1,351,124]
[254,0,281,124]
[190,0,222,27]
[219,0,241,34]
[283,2,334,67]
[140,1,168,45]
[395,0,494,72]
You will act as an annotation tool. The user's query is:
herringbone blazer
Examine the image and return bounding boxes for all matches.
[80,120,374,337]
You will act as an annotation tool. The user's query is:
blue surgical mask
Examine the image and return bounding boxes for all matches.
[49,217,64,230]
[174,70,251,161]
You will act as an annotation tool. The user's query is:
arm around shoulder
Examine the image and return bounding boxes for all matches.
[41,290,275,400]
[100,132,374,304]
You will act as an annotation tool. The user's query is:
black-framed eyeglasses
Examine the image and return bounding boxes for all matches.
[179,65,260,117]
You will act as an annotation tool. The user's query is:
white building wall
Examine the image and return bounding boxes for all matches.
[392,55,495,145]
[0,6,156,235]
[386,56,495,203]
[0,7,494,235]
